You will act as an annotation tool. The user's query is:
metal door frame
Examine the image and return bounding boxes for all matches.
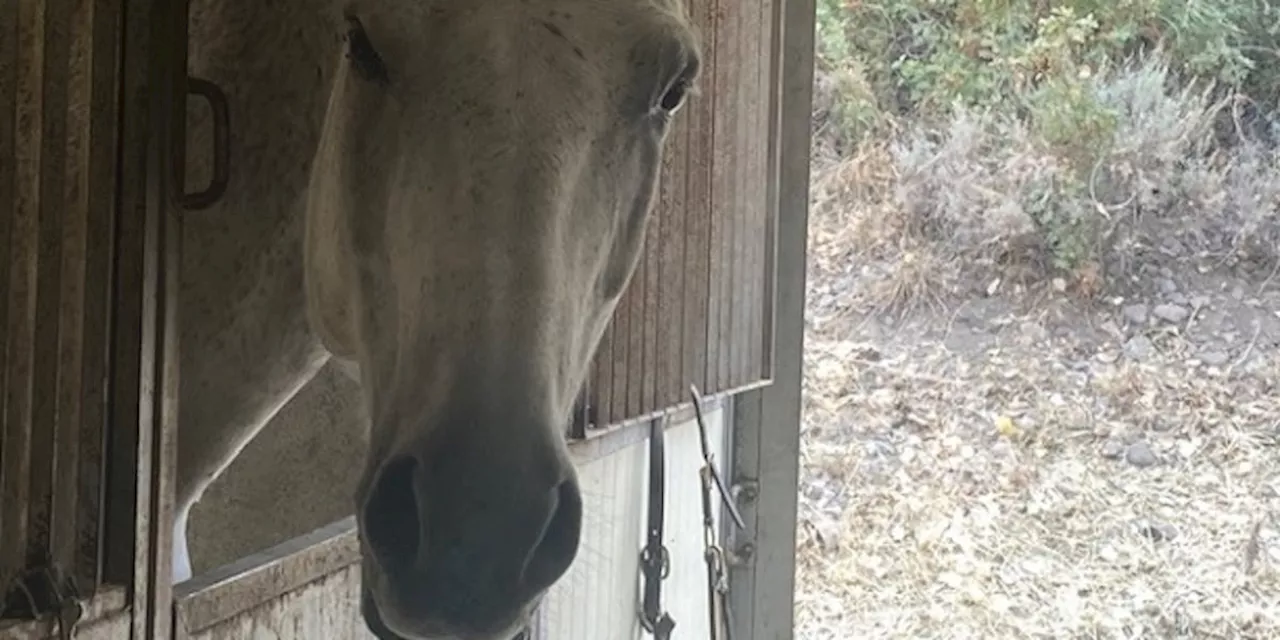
[726,0,816,636]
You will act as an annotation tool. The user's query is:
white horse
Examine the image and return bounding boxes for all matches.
[177,0,700,637]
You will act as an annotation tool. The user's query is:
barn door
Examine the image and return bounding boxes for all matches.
[0,0,187,636]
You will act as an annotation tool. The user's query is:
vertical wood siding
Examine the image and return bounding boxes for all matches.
[579,0,777,434]
[1,0,126,612]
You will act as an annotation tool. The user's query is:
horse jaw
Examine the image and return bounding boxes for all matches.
[303,50,362,363]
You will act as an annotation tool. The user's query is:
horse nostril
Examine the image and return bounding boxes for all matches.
[364,456,422,569]
[522,478,583,592]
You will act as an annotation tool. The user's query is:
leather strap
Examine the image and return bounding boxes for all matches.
[638,418,675,639]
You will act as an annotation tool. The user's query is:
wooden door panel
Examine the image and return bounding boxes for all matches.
[580,0,779,435]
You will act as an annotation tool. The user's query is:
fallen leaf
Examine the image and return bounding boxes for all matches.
[995,415,1021,438]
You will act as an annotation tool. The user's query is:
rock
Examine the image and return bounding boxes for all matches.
[1122,304,1149,325]
[1157,278,1178,294]
[1171,293,1189,306]
[811,516,842,553]
[1231,286,1245,300]
[1152,303,1189,323]
[801,481,827,502]
[865,439,895,459]
[1100,440,1125,459]
[1190,295,1211,308]
[1200,350,1230,367]
[1124,336,1154,360]
[1138,521,1178,542]
[1160,239,1185,257]
[1020,322,1048,341]
[1125,441,1159,468]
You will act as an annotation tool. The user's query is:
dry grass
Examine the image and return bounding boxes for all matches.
[808,55,1280,317]
[797,43,1280,639]
[795,297,1280,638]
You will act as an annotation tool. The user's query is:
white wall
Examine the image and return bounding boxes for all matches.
[537,406,727,639]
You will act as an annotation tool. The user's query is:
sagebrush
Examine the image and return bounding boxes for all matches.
[810,0,1280,308]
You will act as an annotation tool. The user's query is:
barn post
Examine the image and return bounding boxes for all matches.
[725,0,815,635]
[119,0,188,632]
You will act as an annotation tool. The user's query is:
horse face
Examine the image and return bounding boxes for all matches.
[303,1,699,637]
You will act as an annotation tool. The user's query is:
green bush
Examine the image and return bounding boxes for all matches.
[813,53,1280,303]
[811,0,1280,304]
[815,0,1280,143]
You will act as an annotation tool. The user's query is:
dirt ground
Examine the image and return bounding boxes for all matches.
[795,246,1280,637]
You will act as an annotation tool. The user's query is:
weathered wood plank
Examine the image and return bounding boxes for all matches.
[625,210,647,418]
[67,0,121,588]
[759,0,783,383]
[175,518,362,636]
[1,0,128,623]
[681,0,716,407]
[655,110,689,410]
[29,0,75,587]
[745,0,768,389]
[742,0,771,387]
[707,0,740,394]
[0,0,16,463]
[589,324,612,432]
[49,0,95,584]
[640,166,664,415]
[606,275,630,425]
[101,0,152,589]
[183,564,371,640]
[1,0,46,587]
[574,0,777,435]
[728,0,752,389]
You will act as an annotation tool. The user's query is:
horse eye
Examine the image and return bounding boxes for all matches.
[660,79,688,113]
[345,15,389,86]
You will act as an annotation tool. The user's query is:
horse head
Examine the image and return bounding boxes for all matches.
[302,1,699,637]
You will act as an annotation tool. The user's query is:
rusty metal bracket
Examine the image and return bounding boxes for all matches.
[177,76,230,210]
